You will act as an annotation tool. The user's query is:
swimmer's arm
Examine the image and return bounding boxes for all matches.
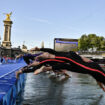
[80,56,93,62]
[29,61,40,66]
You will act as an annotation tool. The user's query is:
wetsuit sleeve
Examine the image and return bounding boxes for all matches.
[22,59,65,73]
[23,56,30,64]
[40,48,57,55]
[23,54,34,64]
[69,51,83,61]
[22,66,36,73]
[22,65,42,73]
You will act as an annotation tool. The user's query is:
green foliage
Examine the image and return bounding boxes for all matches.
[78,34,105,51]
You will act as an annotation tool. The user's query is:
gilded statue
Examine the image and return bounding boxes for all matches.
[4,12,12,21]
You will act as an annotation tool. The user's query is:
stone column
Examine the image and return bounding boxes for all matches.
[2,20,13,48]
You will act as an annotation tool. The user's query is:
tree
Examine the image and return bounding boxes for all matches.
[100,40,105,50]
[78,34,88,51]
[95,36,102,50]
[78,34,105,51]
[87,34,97,51]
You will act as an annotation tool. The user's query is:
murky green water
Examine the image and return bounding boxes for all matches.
[19,71,105,105]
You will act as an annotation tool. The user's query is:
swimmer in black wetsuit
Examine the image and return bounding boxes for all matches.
[16,59,71,79]
[16,53,70,79]
[16,53,105,91]
[16,47,105,91]
[30,47,105,92]
[16,53,42,64]
[16,53,43,78]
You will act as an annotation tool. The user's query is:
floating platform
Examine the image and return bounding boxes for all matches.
[0,58,26,105]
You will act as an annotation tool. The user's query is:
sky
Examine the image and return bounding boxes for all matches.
[0,0,105,49]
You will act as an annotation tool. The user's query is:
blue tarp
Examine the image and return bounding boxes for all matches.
[0,58,27,105]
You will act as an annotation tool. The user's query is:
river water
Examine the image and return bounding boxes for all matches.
[18,71,105,105]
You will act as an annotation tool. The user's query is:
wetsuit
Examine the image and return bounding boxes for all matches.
[40,48,83,61]
[23,53,42,64]
[38,48,105,85]
[21,59,66,73]
[20,48,105,85]
[21,55,105,85]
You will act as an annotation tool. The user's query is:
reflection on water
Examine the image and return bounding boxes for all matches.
[18,72,105,105]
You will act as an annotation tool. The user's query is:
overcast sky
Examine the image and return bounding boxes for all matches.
[0,0,105,49]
